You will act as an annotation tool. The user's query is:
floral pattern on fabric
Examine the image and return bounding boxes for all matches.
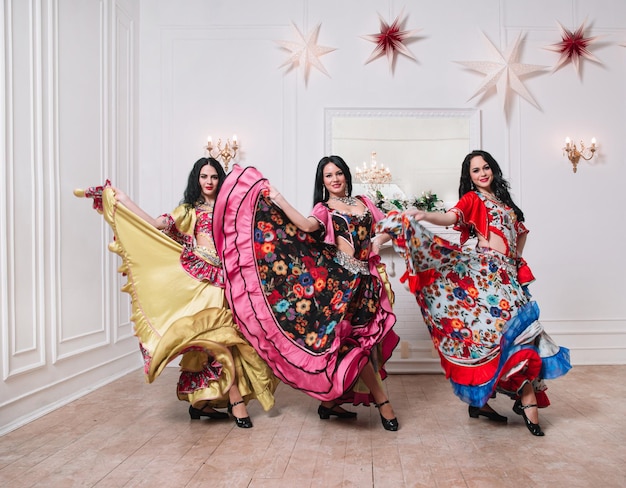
[378,195,571,406]
[177,346,224,395]
[324,204,381,328]
[409,235,525,365]
[139,342,151,374]
[254,196,359,353]
[214,165,398,402]
[379,208,529,365]
[161,208,224,286]
[81,179,111,213]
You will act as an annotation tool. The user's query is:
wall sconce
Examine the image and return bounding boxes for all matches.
[206,134,239,172]
[355,151,392,195]
[563,137,597,173]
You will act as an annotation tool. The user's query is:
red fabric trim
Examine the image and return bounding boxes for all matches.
[496,349,542,392]
[535,389,551,408]
[401,270,437,293]
[438,347,542,387]
[516,260,536,286]
[438,352,499,385]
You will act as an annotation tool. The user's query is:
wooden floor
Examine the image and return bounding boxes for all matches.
[1,365,625,487]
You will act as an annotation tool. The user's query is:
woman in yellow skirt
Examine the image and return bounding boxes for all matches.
[75,157,278,428]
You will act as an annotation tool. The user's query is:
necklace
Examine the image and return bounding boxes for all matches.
[329,196,357,206]
[196,200,214,211]
[480,191,498,201]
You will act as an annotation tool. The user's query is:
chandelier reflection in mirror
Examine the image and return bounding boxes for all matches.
[206,134,239,172]
[563,137,597,173]
[355,152,392,195]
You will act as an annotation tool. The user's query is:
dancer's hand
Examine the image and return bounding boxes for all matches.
[110,186,129,205]
[268,185,282,202]
[404,208,427,221]
[371,238,380,255]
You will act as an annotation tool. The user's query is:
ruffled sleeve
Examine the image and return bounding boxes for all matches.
[162,205,196,247]
[515,220,529,237]
[310,202,335,246]
[452,192,489,245]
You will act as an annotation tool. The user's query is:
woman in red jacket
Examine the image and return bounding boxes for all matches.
[378,150,571,436]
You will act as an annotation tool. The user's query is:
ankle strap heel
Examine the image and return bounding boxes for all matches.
[228,400,253,429]
[518,403,544,436]
[374,400,398,432]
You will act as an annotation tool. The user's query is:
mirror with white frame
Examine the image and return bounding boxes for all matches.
[324,108,481,206]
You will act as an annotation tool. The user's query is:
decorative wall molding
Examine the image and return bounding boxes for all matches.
[0,0,141,435]
[112,1,135,342]
[52,0,112,362]
[2,0,47,379]
[0,0,9,381]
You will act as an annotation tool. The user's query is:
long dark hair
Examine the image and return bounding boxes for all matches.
[313,155,353,205]
[181,157,226,206]
[458,150,524,222]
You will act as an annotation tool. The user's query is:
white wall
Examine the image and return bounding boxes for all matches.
[0,0,141,435]
[2,0,624,434]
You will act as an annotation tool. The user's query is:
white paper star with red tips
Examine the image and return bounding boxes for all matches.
[276,23,336,85]
[544,21,601,76]
[456,32,547,110]
[361,11,421,72]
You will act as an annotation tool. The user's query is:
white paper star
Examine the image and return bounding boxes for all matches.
[456,32,547,110]
[276,23,336,85]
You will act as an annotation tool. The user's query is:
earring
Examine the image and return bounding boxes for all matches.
[345,188,349,197]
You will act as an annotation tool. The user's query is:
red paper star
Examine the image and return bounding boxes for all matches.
[361,11,421,72]
[545,21,601,75]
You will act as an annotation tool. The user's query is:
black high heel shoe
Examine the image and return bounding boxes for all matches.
[517,403,544,436]
[468,405,508,423]
[512,399,523,416]
[318,403,357,420]
[189,404,229,420]
[375,400,399,432]
[228,400,253,428]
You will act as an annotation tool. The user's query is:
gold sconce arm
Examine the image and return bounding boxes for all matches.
[206,135,239,172]
[563,137,597,173]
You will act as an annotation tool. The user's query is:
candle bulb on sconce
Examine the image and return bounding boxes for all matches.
[206,134,239,172]
[562,137,598,173]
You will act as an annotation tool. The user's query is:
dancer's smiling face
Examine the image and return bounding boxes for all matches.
[322,163,347,198]
[469,155,494,194]
[199,164,219,203]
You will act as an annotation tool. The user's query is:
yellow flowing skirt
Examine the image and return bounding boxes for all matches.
[91,188,278,410]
